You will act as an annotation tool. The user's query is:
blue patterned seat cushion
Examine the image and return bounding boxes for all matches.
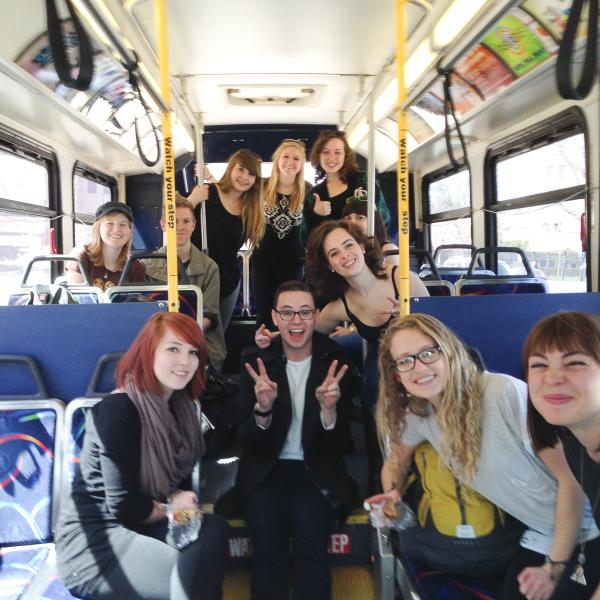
[0,408,57,546]
[0,545,50,600]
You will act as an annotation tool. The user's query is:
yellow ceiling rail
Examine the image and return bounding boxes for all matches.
[155,0,179,312]
[396,0,410,317]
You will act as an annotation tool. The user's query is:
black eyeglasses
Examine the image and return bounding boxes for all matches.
[391,346,442,373]
[274,309,317,321]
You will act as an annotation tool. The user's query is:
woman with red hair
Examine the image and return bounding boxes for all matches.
[56,312,228,600]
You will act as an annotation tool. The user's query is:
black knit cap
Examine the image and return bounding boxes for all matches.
[95,201,133,222]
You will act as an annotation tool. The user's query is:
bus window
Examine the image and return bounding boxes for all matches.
[0,140,57,302]
[489,131,586,292]
[73,166,115,247]
[424,168,472,256]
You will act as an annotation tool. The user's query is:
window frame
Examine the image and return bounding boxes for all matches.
[484,108,589,286]
[422,164,472,252]
[0,124,61,283]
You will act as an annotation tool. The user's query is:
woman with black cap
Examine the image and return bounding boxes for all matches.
[66,201,145,290]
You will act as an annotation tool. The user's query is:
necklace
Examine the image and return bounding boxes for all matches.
[570,445,600,586]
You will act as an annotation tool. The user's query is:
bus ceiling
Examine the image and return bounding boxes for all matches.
[0,1,597,175]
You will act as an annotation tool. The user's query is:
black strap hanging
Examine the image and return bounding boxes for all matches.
[440,67,470,170]
[123,54,161,168]
[45,0,94,90]
[556,0,598,100]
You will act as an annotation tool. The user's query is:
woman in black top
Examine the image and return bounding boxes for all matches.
[188,149,265,329]
[56,312,228,600]
[252,139,306,329]
[525,311,600,600]
[301,130,390,242]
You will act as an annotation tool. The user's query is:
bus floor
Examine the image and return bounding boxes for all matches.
[223,566,375,599]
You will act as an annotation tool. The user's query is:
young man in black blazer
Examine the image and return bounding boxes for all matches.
[216,280,356,600]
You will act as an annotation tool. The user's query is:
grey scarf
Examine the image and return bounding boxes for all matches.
[124,379,204,501]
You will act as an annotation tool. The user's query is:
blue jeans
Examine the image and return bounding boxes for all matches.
[243,460,334,600]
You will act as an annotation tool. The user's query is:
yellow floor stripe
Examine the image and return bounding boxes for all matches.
[224,566,374,600]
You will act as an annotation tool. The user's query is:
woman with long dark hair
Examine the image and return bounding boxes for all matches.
[187,149,265,329]
[56,312,228,600]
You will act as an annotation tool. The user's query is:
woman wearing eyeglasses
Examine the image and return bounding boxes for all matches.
[301,130,390,242]
[367,313,590,600]
[252,139,307,330]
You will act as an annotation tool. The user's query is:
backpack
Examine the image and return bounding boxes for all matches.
[398,441,523,577]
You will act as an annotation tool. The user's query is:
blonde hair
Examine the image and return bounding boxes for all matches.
[264,140,306,214]
[218,149,265,248]
[375,313,483,480]
[88,211,132,269]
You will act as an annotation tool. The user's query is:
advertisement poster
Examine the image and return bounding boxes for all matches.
[455,45,516,100]
[482,12,552,77]
[521,0,585,42]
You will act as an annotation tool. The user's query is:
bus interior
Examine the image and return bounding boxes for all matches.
[0,0,598,598]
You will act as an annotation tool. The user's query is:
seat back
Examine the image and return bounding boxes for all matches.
[456,278,548,296]
[106,284,203,324]
[63,398,102,484]
[0,399,64,546]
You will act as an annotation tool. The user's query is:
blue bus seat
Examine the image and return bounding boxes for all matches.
[106,284,203,325]
[455,277,548,296]
[7,286,105,306]
[400,556,502,599]
[63,399,102,484]
[372,526,503,600]
[435,268,496,283]
[0,399,67,599]
[423,280,455,296]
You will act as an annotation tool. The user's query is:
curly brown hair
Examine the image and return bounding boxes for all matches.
[309,130,358,183]
[304,220,386,302]
[376,313,483,480]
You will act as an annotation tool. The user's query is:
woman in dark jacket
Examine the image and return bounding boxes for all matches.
[56,312,228,600]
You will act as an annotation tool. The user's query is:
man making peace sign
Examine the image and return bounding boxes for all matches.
[216,280,357,600]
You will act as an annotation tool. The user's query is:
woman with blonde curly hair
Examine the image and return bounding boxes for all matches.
[368,313,591,600]
[187,149,265,329]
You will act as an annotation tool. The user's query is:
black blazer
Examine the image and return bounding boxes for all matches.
[215,333,357,524]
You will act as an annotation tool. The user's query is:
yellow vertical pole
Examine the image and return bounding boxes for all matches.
[396,0,410,317]
[156,0,179,312]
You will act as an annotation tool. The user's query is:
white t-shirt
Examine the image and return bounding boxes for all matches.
[279,356,312,461]
[401,371,560,535]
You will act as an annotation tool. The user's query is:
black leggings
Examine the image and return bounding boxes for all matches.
[70,514,229,600]
[252,259,303,329]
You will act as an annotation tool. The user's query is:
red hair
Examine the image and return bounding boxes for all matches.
[116,312,207,398]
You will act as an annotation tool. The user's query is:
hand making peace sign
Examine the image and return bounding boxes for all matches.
[315,359,348,410]
[244,357,278,411]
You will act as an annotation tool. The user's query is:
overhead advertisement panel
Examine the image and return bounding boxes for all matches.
[521,0,587,42]
[455,46,516,100]
[481,11,554,77]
